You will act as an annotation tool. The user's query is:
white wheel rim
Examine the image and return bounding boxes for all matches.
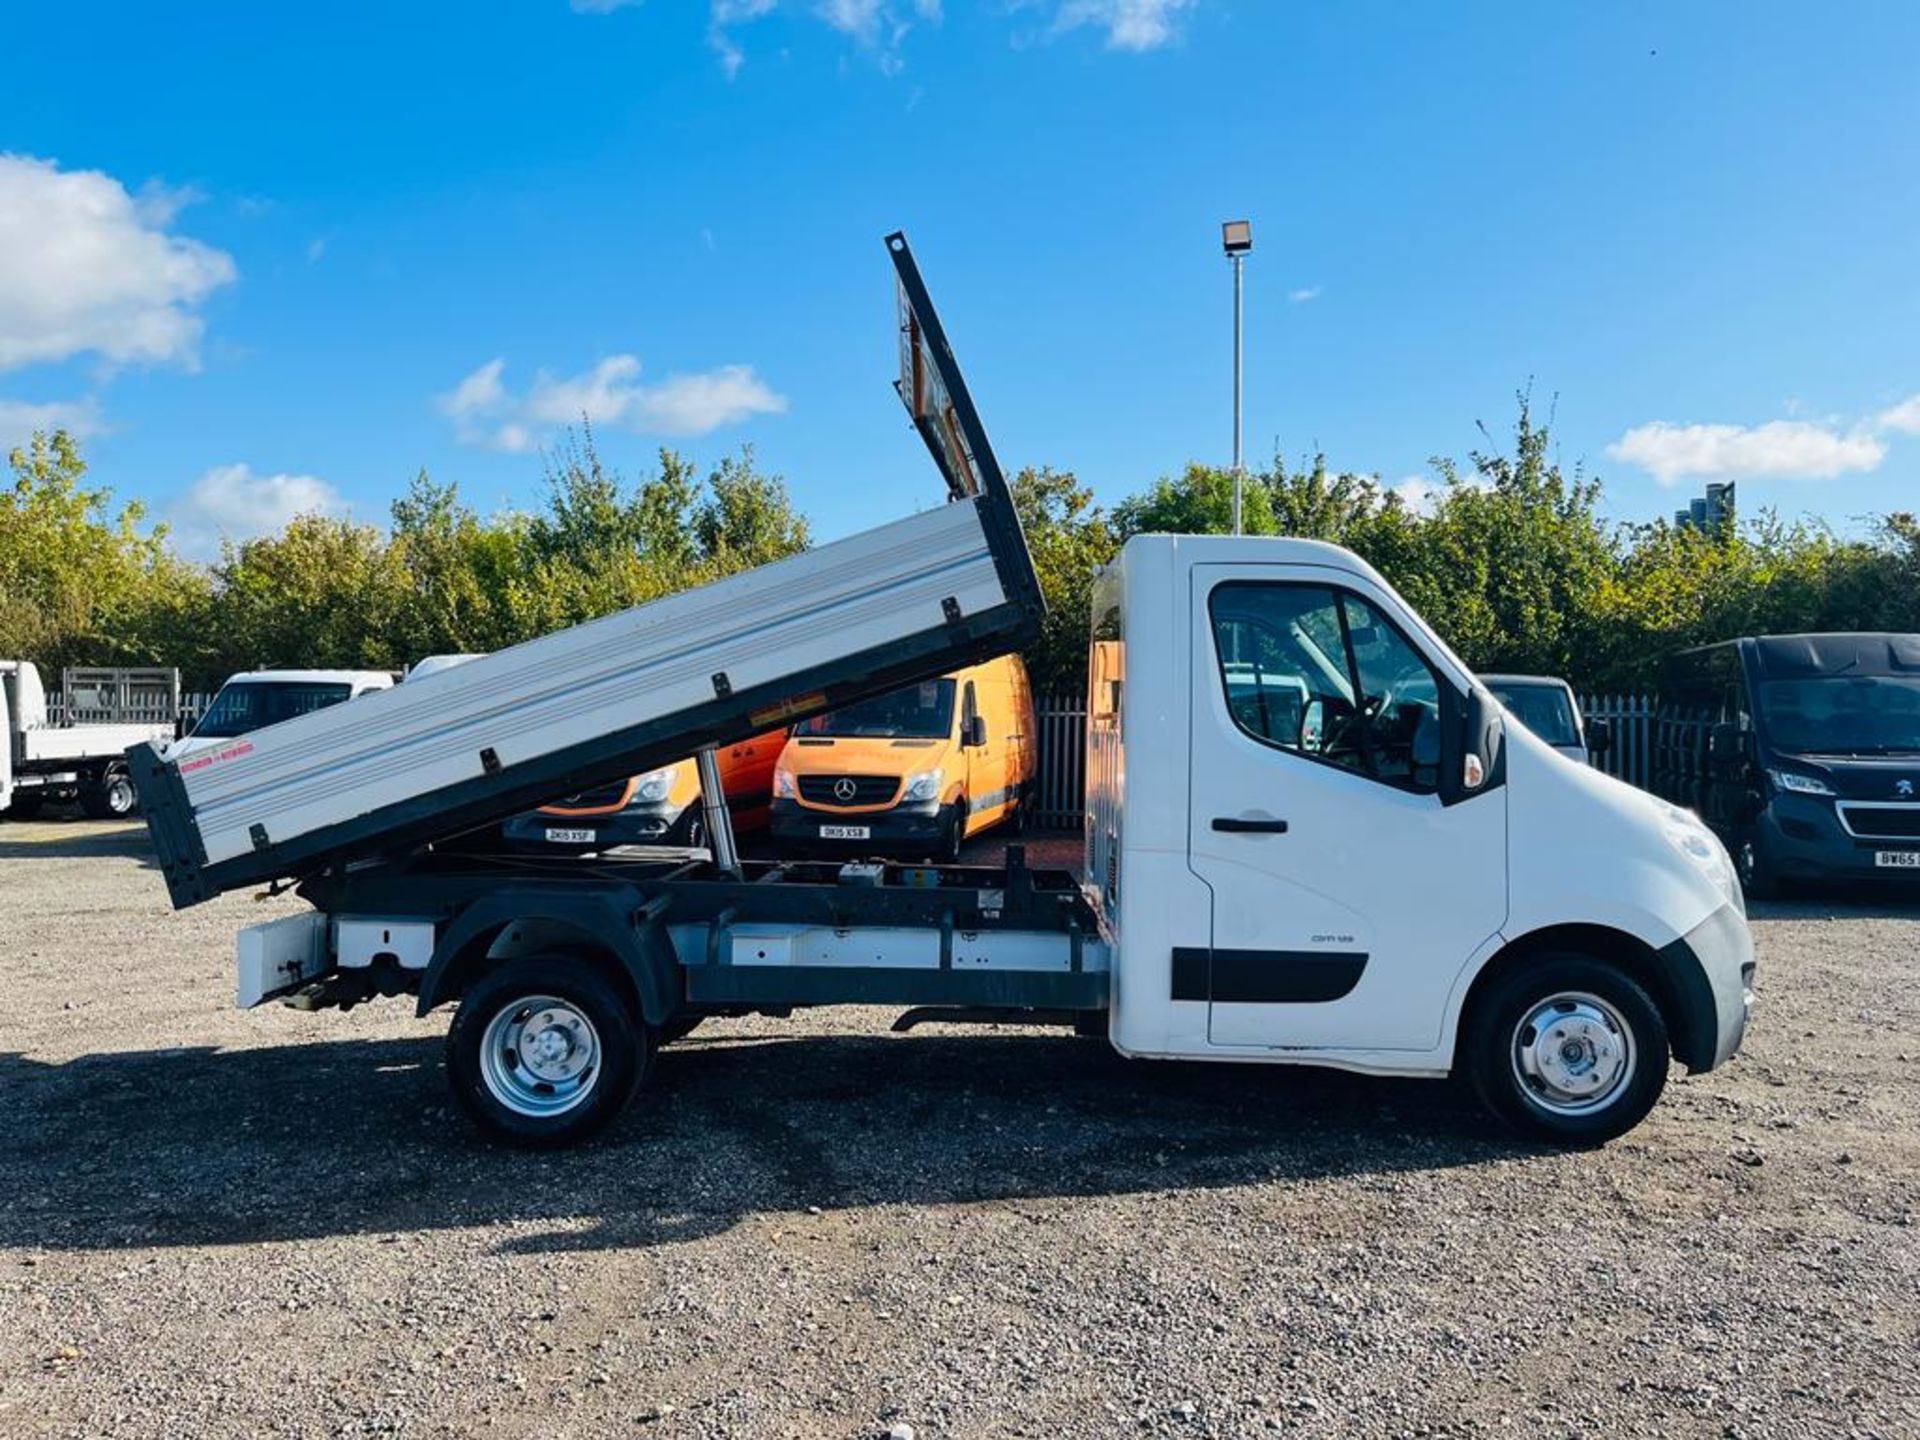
[478,994,601,1118]
[1510,991,1636,1116]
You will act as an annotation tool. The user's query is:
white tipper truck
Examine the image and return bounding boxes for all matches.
[131,234,1754,1148]
[2,663,178,818]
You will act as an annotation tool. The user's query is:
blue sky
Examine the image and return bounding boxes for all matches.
[4,1,1917,558]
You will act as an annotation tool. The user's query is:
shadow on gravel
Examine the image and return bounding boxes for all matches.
[0,823,158,867]
[1745,892,1920,920]
[0,1027,1529,1256]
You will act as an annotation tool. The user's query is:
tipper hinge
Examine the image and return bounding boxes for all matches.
[248,823,270,852]
[941,596,962,623]
[711,671,733,698]
[479,747,502,775]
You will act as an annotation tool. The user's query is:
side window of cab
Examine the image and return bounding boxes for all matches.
[1208,582,1446,793]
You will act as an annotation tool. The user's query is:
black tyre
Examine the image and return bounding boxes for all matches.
[80,767,139,819]
[934,804,965,863]
[1735,831,1780,901]
[446,957,647,1147]
[1462,954,1669,1146]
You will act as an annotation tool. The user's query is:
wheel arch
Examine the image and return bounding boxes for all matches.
[415,894,680,1025]
[1456,921,1714,1072]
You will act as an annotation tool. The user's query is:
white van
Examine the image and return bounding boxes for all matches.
[169,669,394,762]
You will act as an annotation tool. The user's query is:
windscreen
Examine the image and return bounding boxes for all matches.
[797,679,957,739]
[193,681,353,739]
[1488,682,1580,747]
[1759,676,1920,755]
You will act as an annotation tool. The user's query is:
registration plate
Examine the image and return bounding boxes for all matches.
[820,824,871,840]
[545,827,596,844]
[1875,850,1920,869]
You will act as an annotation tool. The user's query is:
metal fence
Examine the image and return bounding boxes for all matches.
[1029,691,1660,828]
[1579,693,1655,790]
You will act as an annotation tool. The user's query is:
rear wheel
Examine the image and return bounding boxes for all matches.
[446,957,646,1147]
[81,767,138,819]
[1463,955,1669,1146]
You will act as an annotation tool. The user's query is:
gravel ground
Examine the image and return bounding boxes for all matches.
[1,818,1917,1439]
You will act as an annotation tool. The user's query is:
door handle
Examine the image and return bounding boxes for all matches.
[1212,816,1289,833]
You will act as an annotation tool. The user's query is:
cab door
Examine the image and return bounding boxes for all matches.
[1185,565,1508,1052]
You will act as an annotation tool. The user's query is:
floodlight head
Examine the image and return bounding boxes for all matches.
[1221,219,1253,255]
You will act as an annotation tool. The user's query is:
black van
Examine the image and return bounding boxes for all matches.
[1653,633,1920,896]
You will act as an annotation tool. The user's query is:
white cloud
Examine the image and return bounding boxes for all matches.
[1287,285,1322,305]
[438,354,787,450]
[0,395,104,448]
[164,463,345,561]
[1606,418,1887,486]
[0,154,237,372]
[1050,0,1193,50]
[1877,393,1920,435]
[1388,471,1487,516]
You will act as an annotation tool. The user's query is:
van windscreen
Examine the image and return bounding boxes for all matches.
[1487,683,1579,747]
[1759,677,1920,755]
[798,680,957,739]
[193,682,354,739]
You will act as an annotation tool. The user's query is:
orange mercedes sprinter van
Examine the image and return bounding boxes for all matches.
[769,654,1036,859]
[503,729,785,851]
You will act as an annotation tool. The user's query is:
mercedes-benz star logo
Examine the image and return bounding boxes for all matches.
[1898,778,1915,799]
[833,777,859,803]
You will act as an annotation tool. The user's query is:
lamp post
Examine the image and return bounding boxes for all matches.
[1221,219,1252,534]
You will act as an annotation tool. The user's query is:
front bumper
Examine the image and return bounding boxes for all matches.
[502,801,688,849]
[1656,902,1755,1073]
[770,797,948,847]
[1756,796,1920,883]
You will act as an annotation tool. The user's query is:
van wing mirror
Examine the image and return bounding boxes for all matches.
[1585,716,1612,756]
[1708,721,1745,770]
[964,715,987,748]
[1444,686,1504,805]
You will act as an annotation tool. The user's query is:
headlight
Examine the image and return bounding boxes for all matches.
[1767,769,1835,797]
[773,766,795,799]
[1658,802,1743,915]
[634,767,678,803]
[902,769,942,802]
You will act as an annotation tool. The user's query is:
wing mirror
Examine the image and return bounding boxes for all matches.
[963,715,987,748]
[1585,717,1613,756]
[1443,687,1503,805]
[1708,722,1746,771]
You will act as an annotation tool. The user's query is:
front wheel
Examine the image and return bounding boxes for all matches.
[446,958,646,1147]
[1462,956,1669,1146]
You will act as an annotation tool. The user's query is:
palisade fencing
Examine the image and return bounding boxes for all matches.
[1031,695,1089,828]
[1028,691,1661,829]
[1579,693,1654,791]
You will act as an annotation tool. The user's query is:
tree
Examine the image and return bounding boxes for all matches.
[1011,466,1118,692]
[0,429,208,673]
